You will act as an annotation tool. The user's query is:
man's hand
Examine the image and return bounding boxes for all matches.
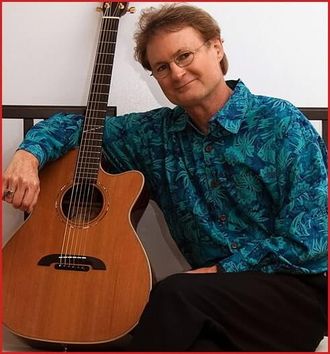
[2,150,40,213]
[185,265,218,274]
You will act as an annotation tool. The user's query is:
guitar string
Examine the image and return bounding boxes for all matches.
[59,4,112,266]
[76,4,119,262]
[60,4,121,268]
[73,4,117,265]
[57,14,108,267]
[64,6,112,267]
[72,8,111,265]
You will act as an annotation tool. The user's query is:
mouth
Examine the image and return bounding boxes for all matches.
[176,79,196,91]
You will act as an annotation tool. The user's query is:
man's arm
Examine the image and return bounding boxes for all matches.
[2,112,83,212]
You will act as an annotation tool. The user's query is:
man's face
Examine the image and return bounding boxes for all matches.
[146,26,224,109]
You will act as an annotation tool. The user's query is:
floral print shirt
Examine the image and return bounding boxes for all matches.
[19,80,328,273]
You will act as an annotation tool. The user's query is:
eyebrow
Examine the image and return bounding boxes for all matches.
[152,47,191,67]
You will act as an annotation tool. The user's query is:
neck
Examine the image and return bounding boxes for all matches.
[185,81,232,134]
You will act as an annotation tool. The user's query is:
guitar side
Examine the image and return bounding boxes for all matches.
[3,149,152,344]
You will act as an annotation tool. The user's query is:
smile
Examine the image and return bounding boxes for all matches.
[176,79,196,90]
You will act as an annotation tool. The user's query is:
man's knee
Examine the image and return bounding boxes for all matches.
[150,273,202,304]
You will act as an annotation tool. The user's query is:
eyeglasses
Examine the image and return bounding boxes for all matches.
[150,41,209,79]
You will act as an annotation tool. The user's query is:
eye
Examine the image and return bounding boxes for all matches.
[156,64,169,73]
[176,51,193,64]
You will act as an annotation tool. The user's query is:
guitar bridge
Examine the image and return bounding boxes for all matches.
[55,263,89,272]
[38,254,106,271]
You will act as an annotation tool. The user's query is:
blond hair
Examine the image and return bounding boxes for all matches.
[134,3,229,74]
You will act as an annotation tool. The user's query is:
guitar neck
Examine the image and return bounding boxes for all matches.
[77,9,121,183]
[86,16,119,124]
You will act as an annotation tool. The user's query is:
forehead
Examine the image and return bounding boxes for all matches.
[146,26,204,65]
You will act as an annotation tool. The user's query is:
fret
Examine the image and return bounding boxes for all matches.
[93,73,112,77]
[76,166,100,172]
[81,141,103,146]
[85,114,107,119]
[79,148,102,153]
[77,158,101,164]
[77,168,100,173]
[76,170,99,175]
[91,83,110,87]
[77,171,98,180]
[76,166,100,171]
[95,63,113,66]
[80,136,103,140]
[87,100,109,104]
[87,97,108,102]
[80,144,103,148]
[86,109,107,113]
[76,173,98,178]
[83,124,105,128]
[96,62,113,66]
[76,168,99,172]
[97,53,115,56]
[88,92,108,97]
[76,169,99,174]
[78,156,100,161]
[80,149,103,153]
[97,44,116,51]
[99,42,117,48]
[102,18,119,21]
[77,160,100,165]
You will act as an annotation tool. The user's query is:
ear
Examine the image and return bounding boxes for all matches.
[210,37,224,61]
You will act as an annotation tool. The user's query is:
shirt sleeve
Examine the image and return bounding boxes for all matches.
[17,110,154,178]
[18,112,84,169]
[218,109,328,274]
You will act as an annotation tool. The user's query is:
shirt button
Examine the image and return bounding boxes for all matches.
[211,179,219,188]
[219,214,227,222]
[231,242,238,249]
[205,144,213,152]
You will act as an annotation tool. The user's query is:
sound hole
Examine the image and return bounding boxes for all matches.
[61,183,104,223]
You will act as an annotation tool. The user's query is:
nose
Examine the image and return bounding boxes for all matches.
[169,62,186,80]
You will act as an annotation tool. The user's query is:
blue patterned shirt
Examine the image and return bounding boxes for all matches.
[19,80,328,274]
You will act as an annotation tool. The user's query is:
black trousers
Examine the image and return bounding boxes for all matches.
[127,271,327,351]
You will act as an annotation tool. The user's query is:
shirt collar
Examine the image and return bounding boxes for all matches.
[168,79,252,134]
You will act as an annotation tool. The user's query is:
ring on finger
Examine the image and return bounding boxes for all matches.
[4,189,15,198]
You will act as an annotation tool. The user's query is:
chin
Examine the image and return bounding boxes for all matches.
[175,94,204,108]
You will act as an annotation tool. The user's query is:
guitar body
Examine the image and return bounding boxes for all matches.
[3,149,152,344]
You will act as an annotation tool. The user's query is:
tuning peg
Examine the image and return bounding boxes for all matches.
[127,7,136,14]
[96,6,103,13]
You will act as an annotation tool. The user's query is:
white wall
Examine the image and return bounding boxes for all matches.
[2,1,328,268]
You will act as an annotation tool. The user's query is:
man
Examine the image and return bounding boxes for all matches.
[3,3,327,351]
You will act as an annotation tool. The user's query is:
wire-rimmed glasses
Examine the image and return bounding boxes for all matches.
[150,41,209,79]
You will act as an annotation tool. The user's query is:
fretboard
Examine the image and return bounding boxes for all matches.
[76,15,120,183]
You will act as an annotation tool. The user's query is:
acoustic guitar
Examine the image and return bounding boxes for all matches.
[3,2,152,349]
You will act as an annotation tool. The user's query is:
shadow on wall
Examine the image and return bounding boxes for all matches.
[137,200,191,282]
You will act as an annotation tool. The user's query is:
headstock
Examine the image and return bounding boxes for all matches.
[98,2,135,18]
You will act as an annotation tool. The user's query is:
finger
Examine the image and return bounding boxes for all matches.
[2,183,17,202]
[21,185,40,213]
[2,176,10,199]
[11,186,27,209]
[2,175,19,201]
